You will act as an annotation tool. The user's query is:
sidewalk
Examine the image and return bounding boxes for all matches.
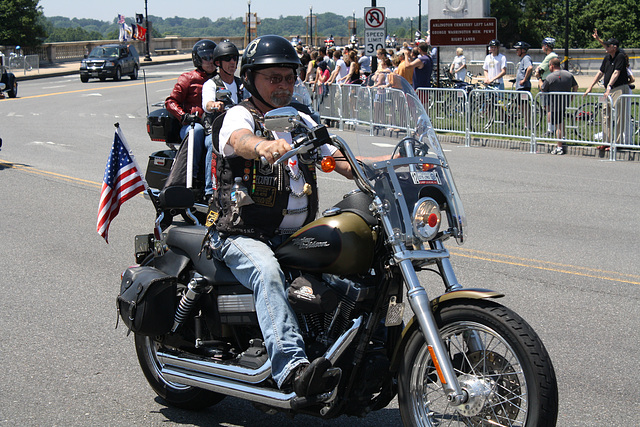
[14,52,192,81]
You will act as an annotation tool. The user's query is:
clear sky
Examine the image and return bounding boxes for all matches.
[38,0,426,21]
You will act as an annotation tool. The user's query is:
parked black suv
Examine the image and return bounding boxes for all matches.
[79,44,139,82]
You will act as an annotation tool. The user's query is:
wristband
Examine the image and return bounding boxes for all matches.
[253,141,263,156]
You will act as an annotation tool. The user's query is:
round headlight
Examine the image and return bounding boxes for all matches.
[412,197,441,241]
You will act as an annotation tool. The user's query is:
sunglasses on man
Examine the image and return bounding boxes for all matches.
[254,72,296,85]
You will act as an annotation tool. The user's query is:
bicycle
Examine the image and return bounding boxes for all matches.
[560,57,581,76]
[470,83,532,133]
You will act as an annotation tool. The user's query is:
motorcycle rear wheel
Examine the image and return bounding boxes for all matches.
[134,334,226,410]
[398,299,558,426]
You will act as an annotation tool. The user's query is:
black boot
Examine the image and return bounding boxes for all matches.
[293,357,335,397]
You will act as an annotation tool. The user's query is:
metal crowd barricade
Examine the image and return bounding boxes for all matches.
[315,83,342,124]
[369,87,411,136]
[467,87,535,150]
[311,82,640,161]
[416,87,469,142]
[613,94,640,148]
[534,92,611,154]
[339,84,372,130]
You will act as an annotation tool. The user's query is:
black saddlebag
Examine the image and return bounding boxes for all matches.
[117,266,176,335]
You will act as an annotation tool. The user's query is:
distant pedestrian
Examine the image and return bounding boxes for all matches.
[449,48,466,81]
[482,39,506,89]
[584,36,631,145]
[535,37,559,135]
[540,57,579,155]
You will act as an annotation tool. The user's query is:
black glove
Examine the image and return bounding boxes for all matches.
[181,113,199,125]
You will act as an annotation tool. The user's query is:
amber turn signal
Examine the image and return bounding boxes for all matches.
[321,156,336,172]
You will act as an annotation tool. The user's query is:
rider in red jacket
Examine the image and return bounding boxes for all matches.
[165,40,217,186]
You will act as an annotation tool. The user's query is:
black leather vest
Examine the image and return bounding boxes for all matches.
[209,101,319,241]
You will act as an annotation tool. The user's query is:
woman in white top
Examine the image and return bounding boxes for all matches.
[449,48,466,81]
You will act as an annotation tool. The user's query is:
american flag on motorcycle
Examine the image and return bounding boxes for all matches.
[97,126,146,243]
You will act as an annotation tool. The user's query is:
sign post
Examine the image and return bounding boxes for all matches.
[364,7,386,57]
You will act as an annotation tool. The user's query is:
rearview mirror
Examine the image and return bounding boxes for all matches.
[216,89,232,101]
[263,106,300,133]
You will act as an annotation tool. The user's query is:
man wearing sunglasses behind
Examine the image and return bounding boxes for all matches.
[202,40,245,199]
[205,35,353,398]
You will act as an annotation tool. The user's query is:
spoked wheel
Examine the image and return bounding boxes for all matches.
[134,334,225,410]
[471,96,494,132]
[573,102,601,140]
[398,300,558,426]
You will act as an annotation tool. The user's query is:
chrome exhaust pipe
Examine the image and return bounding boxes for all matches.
[162,366,297,408]
[159,316,363,406]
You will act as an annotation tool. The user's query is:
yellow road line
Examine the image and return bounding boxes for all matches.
[450,248,640,285]
[1,78,176,100]
[1,159,102,189]
[2,158,636,285]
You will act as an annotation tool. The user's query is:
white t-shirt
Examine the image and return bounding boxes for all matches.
[335,59,349,80]
[202,78,239,111]
[483,53,507,83]
[451,55,466,81]
[218,105,336,231]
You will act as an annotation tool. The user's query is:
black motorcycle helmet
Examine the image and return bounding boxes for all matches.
[513,41,531,51]
[212,41,240,67]
[192,39,217,69]
[488,39,500,47]
[240,35,301,109]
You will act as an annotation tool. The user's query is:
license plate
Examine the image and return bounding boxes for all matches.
[91,72,99,77]
[411,171,441,185]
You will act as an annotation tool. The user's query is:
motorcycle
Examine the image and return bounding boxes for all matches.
[324,36,335,48]
[120,76,558,425]
[349,35,359,50]
[385,34,397,50]
[0,53,18,99]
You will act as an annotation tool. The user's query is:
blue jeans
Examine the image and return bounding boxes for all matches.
[208,231,308,388]
[204,134,214,196]
[179,123,205,181]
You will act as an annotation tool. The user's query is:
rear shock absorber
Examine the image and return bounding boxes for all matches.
[172,277,211,333]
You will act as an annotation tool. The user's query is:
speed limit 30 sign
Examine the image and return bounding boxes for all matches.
[364,7,386,56]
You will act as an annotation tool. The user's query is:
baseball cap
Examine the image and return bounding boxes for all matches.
[604,38,619,46]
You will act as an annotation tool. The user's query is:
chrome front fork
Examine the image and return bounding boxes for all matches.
[374,198,467,405]
[397,257,467,405]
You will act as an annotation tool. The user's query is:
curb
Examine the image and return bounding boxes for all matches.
[15,56,191,81]
[438,134,640,162]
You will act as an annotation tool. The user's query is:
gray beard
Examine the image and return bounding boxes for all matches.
[270,91,292,107]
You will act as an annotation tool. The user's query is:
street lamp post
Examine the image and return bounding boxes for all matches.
[309,6,313,47]
[247,0,252,43]
[418,0,422,36]
[144,0,152,61]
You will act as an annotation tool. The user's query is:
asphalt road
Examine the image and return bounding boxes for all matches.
[1,62,639,426]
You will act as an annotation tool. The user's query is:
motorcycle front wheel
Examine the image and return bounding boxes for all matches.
[398,299,558,426]
[134,334,225,410]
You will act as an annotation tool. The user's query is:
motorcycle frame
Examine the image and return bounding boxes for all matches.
[331,134,471,405]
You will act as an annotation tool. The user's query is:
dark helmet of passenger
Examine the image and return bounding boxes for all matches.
[542,37,556,48]
[192,39,217,69]
[488,39,500,47]
[240,35,301,107]
[212,41,240,66]
[513,41,531,51]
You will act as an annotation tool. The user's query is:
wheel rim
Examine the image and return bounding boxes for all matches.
[142,336,192,391]
[408,321,528,426]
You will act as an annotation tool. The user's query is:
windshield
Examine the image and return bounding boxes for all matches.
[325,75,467,243]
[90,47,119,58]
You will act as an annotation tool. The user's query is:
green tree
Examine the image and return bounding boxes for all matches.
[0,0,46,47]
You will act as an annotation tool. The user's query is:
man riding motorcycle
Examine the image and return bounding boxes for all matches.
[202,40,244,199]
[205,35,354,397]
[165,40,217,186]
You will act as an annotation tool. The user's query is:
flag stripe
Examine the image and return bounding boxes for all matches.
[97,129,145,243]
